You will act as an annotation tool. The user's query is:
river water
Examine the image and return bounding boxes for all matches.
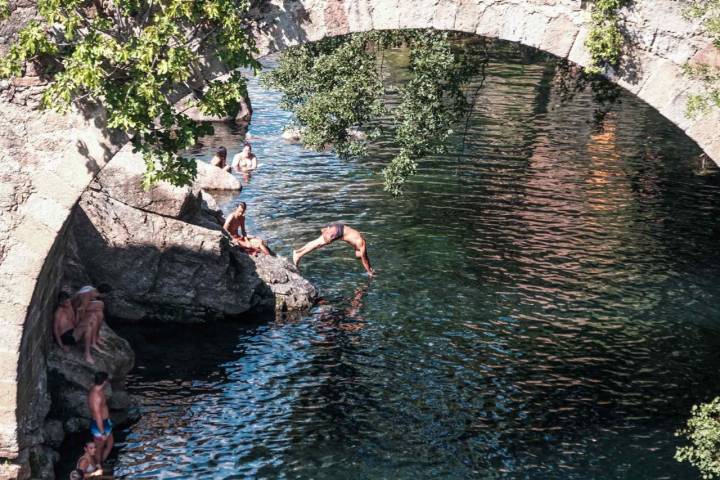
[111,40,720,479]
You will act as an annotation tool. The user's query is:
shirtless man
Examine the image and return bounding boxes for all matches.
[223,202,274,256]
[231,142,258,172]
[210,146,231,172]
[88,371,113,465]
[72,285,109,361]
[293,223,374,276]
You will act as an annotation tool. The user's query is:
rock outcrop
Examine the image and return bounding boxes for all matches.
[67,149,316,323]
[47,324,135,433]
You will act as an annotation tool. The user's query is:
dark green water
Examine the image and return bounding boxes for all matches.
[112,40,720,479]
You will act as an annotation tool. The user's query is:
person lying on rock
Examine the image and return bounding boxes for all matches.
[231,142,258,172]
[72,285,110,363]
[76,440,103,477]
[293,223,374,276]
[88,371,114,466]
[210,146,231,172]
[223,201,274,256]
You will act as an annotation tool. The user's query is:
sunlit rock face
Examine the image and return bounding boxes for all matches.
[69,149,317,323]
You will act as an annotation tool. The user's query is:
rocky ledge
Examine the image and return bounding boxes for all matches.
[65,147,317,322]
[46,324,135,435]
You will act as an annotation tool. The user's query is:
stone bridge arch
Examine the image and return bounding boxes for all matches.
[0,0,718,477]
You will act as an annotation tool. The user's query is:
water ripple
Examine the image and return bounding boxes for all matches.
[108,41,720,480]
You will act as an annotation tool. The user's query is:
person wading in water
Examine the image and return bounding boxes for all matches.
[293,223,374,276]
[210,146,231,172]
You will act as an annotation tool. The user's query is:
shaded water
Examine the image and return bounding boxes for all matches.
[112,40,720,479]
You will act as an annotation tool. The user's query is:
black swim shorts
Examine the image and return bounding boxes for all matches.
[61,329,77,346]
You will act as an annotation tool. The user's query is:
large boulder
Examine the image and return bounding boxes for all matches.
[95,147,240,220]
[46,324,135,433]
[94,147,198,218]
[194,160,242,191]
[69,185,316,322]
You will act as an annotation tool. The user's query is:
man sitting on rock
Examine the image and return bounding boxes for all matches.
[54,291,97,364]
[72,285,110,363]
[223,202,274,256]
[88,371,114,467]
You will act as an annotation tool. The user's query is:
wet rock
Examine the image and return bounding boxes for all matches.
[194,160,242,191]
[70,186,316,322]
[47,324,135,425]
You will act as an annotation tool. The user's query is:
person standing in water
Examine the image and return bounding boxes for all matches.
[232,142,258,172]
[88,371,114,466]
[210,146,231,172]
[223,202,274,256]
[293,223,374,276]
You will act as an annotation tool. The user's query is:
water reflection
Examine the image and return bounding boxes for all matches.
[109,39,720,480]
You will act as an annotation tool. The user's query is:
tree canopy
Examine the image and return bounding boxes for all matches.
[0,0,259,187]
[261,30,485,195]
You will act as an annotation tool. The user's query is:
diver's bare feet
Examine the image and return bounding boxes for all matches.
[85,353,95,364]
[292,250,300,267]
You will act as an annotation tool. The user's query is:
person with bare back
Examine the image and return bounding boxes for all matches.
[210,146,231,172]
[72,285,109,363]
[88,371,113,467]
[53,291,96,364]
[293,223,374,276]
[223,202,274,256]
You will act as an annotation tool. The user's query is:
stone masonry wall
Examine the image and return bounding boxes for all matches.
[0,0,719,477]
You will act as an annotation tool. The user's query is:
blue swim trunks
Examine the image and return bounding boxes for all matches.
[90,418,112,438]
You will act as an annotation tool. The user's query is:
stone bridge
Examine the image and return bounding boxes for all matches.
[0,0,718,477]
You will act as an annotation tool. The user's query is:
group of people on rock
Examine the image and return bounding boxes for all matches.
[213,141,374,276]
[53,286,115,478]
[54,285,109,364]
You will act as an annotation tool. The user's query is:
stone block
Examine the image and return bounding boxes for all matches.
[476,3,506,39]
[431,0,459,31]
[517,10,551,49]
[686,109,720,164]
[20,196,70,234]
[323,0,350,37]
[368,0,400,30]
[636,59,686,120]
[344,0,373,33]
[454,0,483,34]
[540,14,579,58]
[0,242,45,284]
[397,0,437,30]
[567,25,591,69]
